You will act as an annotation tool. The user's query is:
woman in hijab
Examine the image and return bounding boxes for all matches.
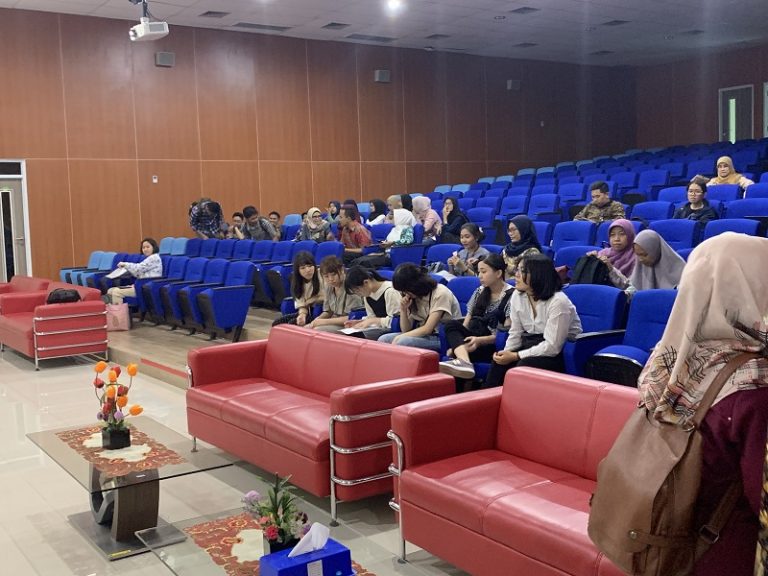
[637,233,768,576]
[707,156,754,190]
[440,196,468,244]
[367,198,388,225]
[326,200,341,223]
[610,229,686,293]
[586,219,636,287]
[412,196,442,244]
[295,207,331,242]
[502,215,541,276]
[352,207,415,268]
[400,193,414,212]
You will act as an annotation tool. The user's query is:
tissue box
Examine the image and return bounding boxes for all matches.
[260,538,353,576]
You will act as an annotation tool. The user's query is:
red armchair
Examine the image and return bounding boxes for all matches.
[186,325,454,521]
[389,367,637,576]
[0,282,107,369]
[0,275,49,296]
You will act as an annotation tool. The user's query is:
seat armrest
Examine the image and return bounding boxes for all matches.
[330,373,454,416]
[0,292,47,314]
[391,388,502,469]
[34,300,105,318]
[187,340,268,387]
[573,329,626,341]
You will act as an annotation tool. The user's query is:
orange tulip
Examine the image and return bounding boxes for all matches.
[116,396,128,408]
[108,370,117,383]
[129,405,143,416]
[105,386,117,399]
[94,361,108,373]
[127,363,138,377]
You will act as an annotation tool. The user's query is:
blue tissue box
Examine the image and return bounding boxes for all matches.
[260,538,353,576]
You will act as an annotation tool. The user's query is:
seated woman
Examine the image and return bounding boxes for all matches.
[353,207,415,268]
[443,223,490,278]
[325,200,341,224]
[608,229,686,293]
[440,196,468,244]
[366,198,388,226]
[343,265,401,340]
[503,215,541,276]
[439,253,514,383]
[586,218,636,286]
[636,233,768,576]
[107,237,163,305]
[412,196,442,245]
[484,253,582,388]
[673,178,719,224]
[271,251,324,326]
[306,256,363,332]
[295,207,332,242]
[707,156,754,191]
[378,263,462,351]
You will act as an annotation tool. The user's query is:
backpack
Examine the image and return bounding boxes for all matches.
[570,255,613,286]
[588,352,756,576]
[46,288,81,304]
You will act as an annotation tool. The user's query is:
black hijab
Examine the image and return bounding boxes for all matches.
[400,194,413,212]
[369,198,387,221]
[504,215,542,257]
[443,196,466,224]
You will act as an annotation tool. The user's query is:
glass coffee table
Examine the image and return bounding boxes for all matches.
[27,416,234,561]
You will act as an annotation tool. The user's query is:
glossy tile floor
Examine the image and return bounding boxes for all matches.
[0,320,467,576]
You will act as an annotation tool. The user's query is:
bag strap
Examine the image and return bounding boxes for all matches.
[690,351,760,429]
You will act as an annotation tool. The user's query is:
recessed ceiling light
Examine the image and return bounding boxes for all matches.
[386,0,404,12]
[322,22,350,30]
[199,11,229,18]
[601,20,629,27]
[590,50,614,55]
[347,33,396,43]
[585,26,597,31]
[425,34,450,40]
[664,34,674,40]
[509,7,539,15]
[513,42,537,48]
[494,15,506,20]
[232,22,291,31]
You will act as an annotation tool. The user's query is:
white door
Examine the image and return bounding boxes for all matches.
[0,161,30,281]
[718,84,753,143]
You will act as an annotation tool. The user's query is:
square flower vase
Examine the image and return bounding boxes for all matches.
[101,427,131,450]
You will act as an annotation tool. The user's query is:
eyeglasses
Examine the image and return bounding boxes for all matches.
[311,214,322,218]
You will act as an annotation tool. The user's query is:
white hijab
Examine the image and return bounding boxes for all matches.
[386,208,416,242]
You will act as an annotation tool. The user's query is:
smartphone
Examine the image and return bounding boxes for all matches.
[601,241,610,248]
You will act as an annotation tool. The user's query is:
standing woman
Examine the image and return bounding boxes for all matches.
[307,256,363,332]
[107,238,163,304]
[484,253,582,388]
[412,196,442,245]
[636,233,768,576]
[295,207,331,242]
[440,196,468,244]
[707,156,754,191]
[343,266,401,340]
[271,251,324,326]
[439,253,514,381]
[503,215,542,276]
[378,263,462,351]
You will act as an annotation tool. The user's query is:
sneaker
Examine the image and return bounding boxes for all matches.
[439,358,476,379]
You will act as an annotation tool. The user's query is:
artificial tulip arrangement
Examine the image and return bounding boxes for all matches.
[93,361,143,431]
[242,474,310,546]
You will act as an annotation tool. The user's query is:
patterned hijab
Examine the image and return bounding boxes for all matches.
[598,219,636,277]
[709,155,744,185]
[629,230,686,290]
[306,207,322,230]
[638,233,768,424]
[504,215,541,258]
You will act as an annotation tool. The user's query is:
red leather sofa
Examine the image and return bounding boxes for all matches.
[0,275,50,295]
[0,281,107,369]
[186,325,454,520]
[389,367,636,576]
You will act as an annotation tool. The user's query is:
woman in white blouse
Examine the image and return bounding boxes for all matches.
[484,253,582,387]
[107,238,163,305]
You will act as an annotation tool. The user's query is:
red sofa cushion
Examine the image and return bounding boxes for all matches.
[0,276,49,294]
[264,404,331,460]
[400,449,577,533]
[186,379,276,419]
[0,313,34,340]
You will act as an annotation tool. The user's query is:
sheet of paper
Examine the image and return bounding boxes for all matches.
[106,268,129,280]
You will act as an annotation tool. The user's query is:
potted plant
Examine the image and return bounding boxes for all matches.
[92,361,143,449]
[242,474,310,554]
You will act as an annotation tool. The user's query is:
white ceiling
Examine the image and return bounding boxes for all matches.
[3,0,767,67]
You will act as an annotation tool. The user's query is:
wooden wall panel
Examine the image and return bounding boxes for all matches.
[448,162,488,186]
[403,50,447,161]
[258,162,313,216]
[588,67,635,157]
[406,162,448,193]
[485,58,525,162]
[25,160,73,280]
[132,27,200,160]
[356,45,404,161]
[254,36,311,161]
[68,160,140,262]
[307,41,360,161]
[137,161,202,240]
[195,29,258,161]
[312,163,362,206]
[636,65,675,148]
[361,163,406,200]
[0,10,66,159]
[446,55,486,162]
[60,16,136,159]
[520,63,557,166]
[201,161,260,218]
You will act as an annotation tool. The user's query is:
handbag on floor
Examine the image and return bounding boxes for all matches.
[106,303,131,331]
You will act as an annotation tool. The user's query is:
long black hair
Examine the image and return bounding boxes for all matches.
[368,198,387,221]
[141,237,159,254]
[344,265,386,295]
[392,263,436,297]
[400,194,414,212]
[470,253,506,317]
[290,251,320,300]
[520,253,561,301]
[460,222,484,244]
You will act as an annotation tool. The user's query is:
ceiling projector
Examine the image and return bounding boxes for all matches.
[129,17,169,41]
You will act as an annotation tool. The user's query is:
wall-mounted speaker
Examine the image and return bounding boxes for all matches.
[374,69,391,83]
[155,51,175,68]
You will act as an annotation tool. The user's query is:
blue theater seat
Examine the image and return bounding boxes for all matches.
[170,237,188,256]
[133,256,188,318]
[60,250,104,283]
[142,257,207,320]
[161,258,229,327]
[158,237,174,255]
[184,237,202,257]
[649,219,700,251]
[196,263,258,342]
[551,221,596,252]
